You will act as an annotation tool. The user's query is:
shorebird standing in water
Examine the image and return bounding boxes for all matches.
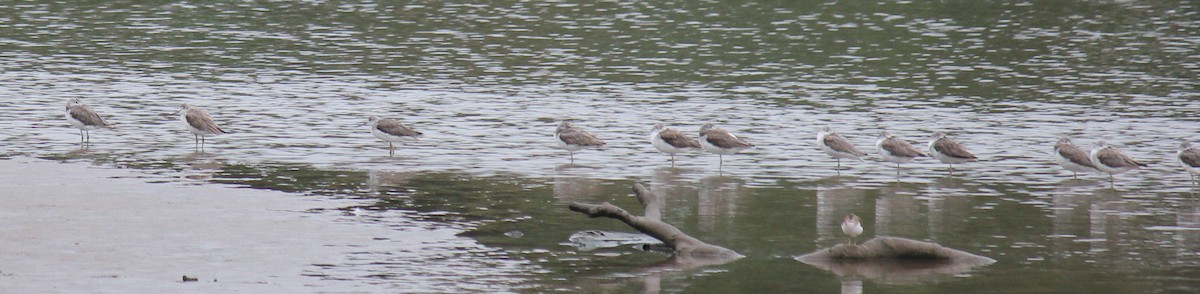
[816,126,867,171]
[364,115,422,156]
[841,213,863,246]
[1178,142,1200,184]
[64,98,113,144]
[1054,137,1099,179]
[1089,141,1147,187]
[876,131,927,178]
[928,131,977,175]
[649,123,701,165]
[698,123,753,170]
[174,103,226,150]
[555,121,605,163]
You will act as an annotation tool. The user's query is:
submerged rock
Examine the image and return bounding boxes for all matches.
[797,237,995,263]
[795,237,996,284]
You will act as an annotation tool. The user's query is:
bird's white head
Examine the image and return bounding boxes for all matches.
[1182,141,1194,151]
[66,98,82,107]
[650,123,665,133]
[931,131,946,140]
[173,103,192,115]
[878,131,892,139]
[844,213,860,225]
[818,126,832,134]
[699,123,716,135]
[363,115,380,127]
[556,121,574,134]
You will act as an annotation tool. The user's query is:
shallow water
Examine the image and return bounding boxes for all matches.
[2,0,1199,292]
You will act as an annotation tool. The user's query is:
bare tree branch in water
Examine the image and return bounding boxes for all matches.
[568,183,743,258]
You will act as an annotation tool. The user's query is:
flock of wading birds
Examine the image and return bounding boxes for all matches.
[65,98,1200,187]
[64,98,1200,245]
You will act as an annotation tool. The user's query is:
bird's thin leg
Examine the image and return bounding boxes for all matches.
[79,130,85,143]
[836,158,841,170]
[570,151,575,163]
[719,155,724,170]
[1072,172,1078,179]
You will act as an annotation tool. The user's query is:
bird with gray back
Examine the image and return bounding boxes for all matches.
[649,123,701,165]
[175,103,226,150]
[1178,142,1200,184]
[1089,141,1147,187]
[817,126,867,171]
[876,131,926,178]
[64,98,113,144]
[928,131,977,175]
[1053,137,1099,179]
[365,115,422,156]
[555,121,605,163]
[698,123,753,170]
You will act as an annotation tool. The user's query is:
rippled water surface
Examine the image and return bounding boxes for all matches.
[2,0,1199,292]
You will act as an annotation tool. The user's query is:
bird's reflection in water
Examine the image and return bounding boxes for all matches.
[649,166,701,221]
[697,175,746,233]
[65,145,92,157]
[1174,195,1200,256]
[366,169,417,197]
[840,279,863,294]
[875,183,926,239]
[1049,179,1097,251]
[553,163,606,203]
[179,151,224,181]
[573,252,742,294]
[649,166,697,193]
[1088,189,1132,256]
[924,177,976,243]
[809,259,987,286]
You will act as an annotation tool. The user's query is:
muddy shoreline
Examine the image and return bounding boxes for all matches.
[0,158,395,293]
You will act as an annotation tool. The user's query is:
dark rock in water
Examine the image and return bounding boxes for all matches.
[797,237,996,263]
[795,237,996,284]
[182,275,199,282]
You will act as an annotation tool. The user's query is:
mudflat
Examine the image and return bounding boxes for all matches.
[0,158,386,293]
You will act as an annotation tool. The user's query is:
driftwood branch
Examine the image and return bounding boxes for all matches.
[568,183,742,258]
[632,182,661,221]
